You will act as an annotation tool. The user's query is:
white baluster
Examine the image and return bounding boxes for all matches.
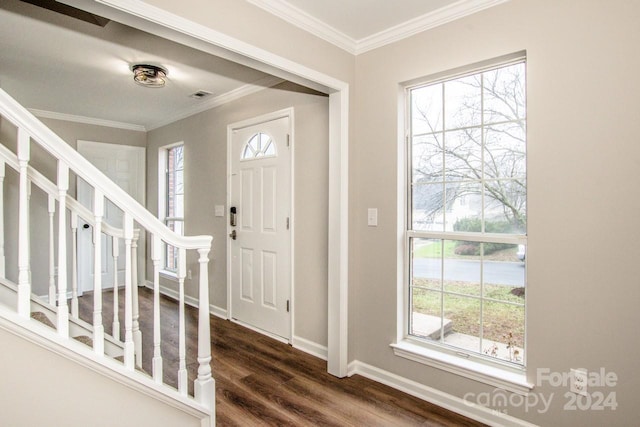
[177,247,187,395]
[92,190,104,356]
[112,235,120,341]
[123,213,134,370]
[70,212,79,318]
[131,233,142,368]
[0,160,5,278]
[151,234,163,383]
[27,180,32,285]
[194,247,215,410]
[56,161,69,337]
[47,195,56,305]
[17,129,30,317]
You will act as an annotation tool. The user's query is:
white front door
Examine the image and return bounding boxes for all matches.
[77,141,146,294]
[229,113,292,340]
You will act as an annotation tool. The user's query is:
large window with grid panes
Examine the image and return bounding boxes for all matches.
[405,58,527,368]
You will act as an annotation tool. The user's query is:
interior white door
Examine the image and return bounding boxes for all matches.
[77,141,145,294]
[230,114,291,340]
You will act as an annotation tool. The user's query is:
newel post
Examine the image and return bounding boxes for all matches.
[194,247,215,414]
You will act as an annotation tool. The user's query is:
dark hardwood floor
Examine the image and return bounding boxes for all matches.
[77,287,485,426]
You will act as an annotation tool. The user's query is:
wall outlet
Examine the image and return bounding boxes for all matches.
[570,368,588,396]
[187,269,192,280]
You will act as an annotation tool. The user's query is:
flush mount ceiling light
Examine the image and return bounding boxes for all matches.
[131,64,168,88]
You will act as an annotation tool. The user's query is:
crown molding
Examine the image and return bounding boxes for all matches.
[146,75,284,131]
[29,109,147,132]
[248,0,511,56]
[355,0,511,54]
[246,0,357,54]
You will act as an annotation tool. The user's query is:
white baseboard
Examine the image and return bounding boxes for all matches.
[347,360,538,427]
[292,335,328,360]
[144,281,228,320]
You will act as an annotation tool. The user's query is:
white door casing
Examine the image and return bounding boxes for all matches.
[228,111,292,341]
[77,140,146,294]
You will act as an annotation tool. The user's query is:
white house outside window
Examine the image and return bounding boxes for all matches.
[404,58,527,369]
[161,144,184,272]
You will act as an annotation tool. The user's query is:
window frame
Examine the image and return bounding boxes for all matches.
[158,142,185,276]
[393,53,532,393]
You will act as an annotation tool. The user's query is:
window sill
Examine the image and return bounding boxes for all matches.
[390,339,533,395]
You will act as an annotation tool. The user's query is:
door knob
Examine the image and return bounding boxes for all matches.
[229,229,237,240]
[83,223,90,229]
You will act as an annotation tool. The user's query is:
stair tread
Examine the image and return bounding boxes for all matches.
[73,335,93,347]
[30,311,55,329]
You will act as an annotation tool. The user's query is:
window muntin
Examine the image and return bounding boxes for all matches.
[242,132,276,160]
[164,144,184,272]
[407,61,526,366]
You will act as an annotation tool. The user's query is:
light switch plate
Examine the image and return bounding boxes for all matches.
[367,208,378,226]
[214,205,225,217]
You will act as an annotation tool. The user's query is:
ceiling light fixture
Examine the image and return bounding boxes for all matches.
[131,64,168,88]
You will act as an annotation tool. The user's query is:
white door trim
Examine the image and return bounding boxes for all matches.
[68,0,349,377]
[226,108,295,343]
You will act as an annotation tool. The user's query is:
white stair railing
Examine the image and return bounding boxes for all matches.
[92,189,105,356]
[112,235,120,341]
[70,212,79,318]
[56,161,70,338]
[47,195,56,304]
[151,235,163,384]
[17,129,30,317]
[0,88,215,423]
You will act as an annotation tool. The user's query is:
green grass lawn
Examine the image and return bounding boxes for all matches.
[412,277,525,348]
[413,240,457,258]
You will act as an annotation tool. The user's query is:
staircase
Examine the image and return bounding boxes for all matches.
[0,89,215,425]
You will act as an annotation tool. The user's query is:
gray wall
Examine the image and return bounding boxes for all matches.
[352,0,640,425]
[5,0,640,423]
[147,83,330,346]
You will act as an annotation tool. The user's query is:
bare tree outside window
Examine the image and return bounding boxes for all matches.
[407,61,527,366]
[411,63,526,235]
